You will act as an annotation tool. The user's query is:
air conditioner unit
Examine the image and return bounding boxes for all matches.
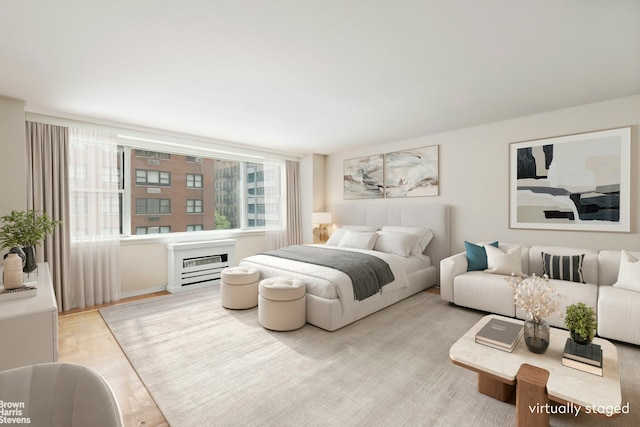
[167,239,236,293]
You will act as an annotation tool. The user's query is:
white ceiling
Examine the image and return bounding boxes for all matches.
[1,1,639,155]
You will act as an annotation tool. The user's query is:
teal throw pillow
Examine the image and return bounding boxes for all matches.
[465,241,499,271]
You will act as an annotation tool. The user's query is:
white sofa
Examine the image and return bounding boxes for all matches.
[440,243,640,346]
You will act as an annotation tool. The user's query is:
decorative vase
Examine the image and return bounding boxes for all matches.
[23,246,37,273]
[7,246,26,267]
[524,319,550,354]
[570,330,592,345]
[2,253,24,289]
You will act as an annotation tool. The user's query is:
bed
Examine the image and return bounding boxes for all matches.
[240,204,450,331]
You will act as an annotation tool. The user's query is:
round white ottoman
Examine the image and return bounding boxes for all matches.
[258,277,306,331]
[220,266,260,309]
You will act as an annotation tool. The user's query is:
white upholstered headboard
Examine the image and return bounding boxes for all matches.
[332,204,450,281]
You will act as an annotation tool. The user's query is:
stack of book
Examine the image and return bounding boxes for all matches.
[475,317,524,352]
[561,338,603,376]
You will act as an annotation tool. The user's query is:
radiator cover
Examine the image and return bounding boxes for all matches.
[167,239,236,293]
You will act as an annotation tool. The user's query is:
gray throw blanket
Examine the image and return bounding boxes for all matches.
[261,245,395,301]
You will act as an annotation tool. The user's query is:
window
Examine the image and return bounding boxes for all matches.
[136,169,171,186]
[70,164,87,182]
[186,174,203,188]
[136,226,171,234]
[187,199,203,214]
[102,167,119,184]
[135,150,170,160]
[116,142,284,235]
[136,198,171,215]
[245,162,281,228]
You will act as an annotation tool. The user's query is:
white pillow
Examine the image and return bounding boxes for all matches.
[613,250,640,292]
[484,245,524,276]
[326,225,379,246]
[381,226,433,257]
[374,231,417,257]
[338,231,378,250]
[326,229,345,246]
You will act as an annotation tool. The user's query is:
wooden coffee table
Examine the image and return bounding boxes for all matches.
[450,314,622,426]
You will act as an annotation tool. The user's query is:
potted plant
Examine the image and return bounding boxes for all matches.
[0,210,61,272]
[564,302,597,344]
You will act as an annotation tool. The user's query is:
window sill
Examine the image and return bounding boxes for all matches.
[118,228,269,246]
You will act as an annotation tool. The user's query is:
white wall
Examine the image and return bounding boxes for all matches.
[0,96,26,214]
[326,95,640,255]
[0,96,27,265]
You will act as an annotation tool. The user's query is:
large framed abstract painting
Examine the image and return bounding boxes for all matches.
[510,127,631,232]
[343,155,384,199]
[385,145,439,198]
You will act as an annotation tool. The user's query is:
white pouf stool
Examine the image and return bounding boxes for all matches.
[220,266,260,309]
[258,277,306,331]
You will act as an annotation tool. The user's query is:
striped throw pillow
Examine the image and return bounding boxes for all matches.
[541,252,585,283]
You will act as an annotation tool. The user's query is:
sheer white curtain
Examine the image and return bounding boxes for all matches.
[68,128,121,308]
[265,159,301,250]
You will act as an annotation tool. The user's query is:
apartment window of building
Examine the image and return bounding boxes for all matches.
[70,164,87,182]
[136,169,171,186]
[136,226,171,234]
[101,195,120,214]
[186,174,203,188]
[135,150,171,160]
[136,198,171,215]
[187,199,203,214]
[187,224,203,231]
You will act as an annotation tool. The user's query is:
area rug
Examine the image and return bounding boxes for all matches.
[100,288,640,427]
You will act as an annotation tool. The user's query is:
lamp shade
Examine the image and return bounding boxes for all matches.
[312,212,332,224]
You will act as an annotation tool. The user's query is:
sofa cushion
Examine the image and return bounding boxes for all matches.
[529,246,598,285]
[485,244,524,276]
[597,285,640,345]
[464,241,498,271]
[541,252,585,283]
[453,271,516,317]
[613,250,640,292]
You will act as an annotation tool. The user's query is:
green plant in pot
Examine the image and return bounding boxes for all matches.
[0,210,61,273]
[564,302,597,344]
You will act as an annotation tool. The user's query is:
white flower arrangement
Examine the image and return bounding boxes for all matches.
[507,273,562,324]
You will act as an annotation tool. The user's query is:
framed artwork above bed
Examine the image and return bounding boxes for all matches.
[509,127,631,232]
[385,145,439,198]
[343,155,384,199]
[343,145,439,199]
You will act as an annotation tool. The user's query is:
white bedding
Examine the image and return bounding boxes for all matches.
[240,244,431,316]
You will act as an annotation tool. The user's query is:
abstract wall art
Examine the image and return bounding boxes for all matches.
[343,154,384,199]
[509,127,631,232]
[385,145,439,198]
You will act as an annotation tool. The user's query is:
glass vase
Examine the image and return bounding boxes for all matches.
[23,246,37,273]
[524,319,550,354]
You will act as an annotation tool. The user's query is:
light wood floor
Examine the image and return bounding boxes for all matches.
[58,293,170,427]
[58,287,441,427]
